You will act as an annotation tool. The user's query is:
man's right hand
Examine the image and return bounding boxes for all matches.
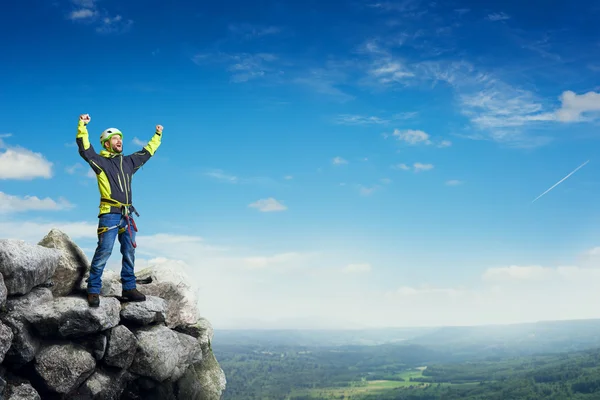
[80,114,91,124]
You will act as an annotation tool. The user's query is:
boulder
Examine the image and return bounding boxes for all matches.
[104,325,137,369]
[4,382,41,400]
[34,343,96,394]
[24,296,121,338]
[1,287,53,366]
[38,228,90,296]
[0,320,14,363]
[0,239,61,295]
[120,295,167,326]
[135,266,200,329]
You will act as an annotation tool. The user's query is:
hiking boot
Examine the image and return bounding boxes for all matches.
[121,288,146,302]
[87,293,100,307]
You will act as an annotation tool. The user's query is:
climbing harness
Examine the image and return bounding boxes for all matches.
[96,197,140,248]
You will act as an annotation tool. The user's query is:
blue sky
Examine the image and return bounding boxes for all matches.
[2,0,600,329]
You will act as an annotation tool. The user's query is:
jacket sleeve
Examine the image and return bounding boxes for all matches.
[126,129,162,172]
[76,119,103,174]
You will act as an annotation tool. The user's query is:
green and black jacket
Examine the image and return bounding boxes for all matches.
[76,119,162,216]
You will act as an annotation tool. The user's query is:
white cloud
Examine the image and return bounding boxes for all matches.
[343,263,372,273]
[332,156,348,165]
[248,198,287,212]
[438,140,452,148]
[392,129,432,145]
[553,90,600,122]
[284,175,293,180]
[414,162,434,172]
[334,114,389,125]
[392,163,411,170]
[242,252,308,270]
[69,8,96,20]
[67,0,132,34]
[0,144,53,180]
[445,179,463,186]
[482,265,549,282]
[0,192,74,214]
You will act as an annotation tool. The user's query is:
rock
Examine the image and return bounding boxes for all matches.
[129,325,182,382]
[0,272,7,309]
[74,333,108,361]
[172,332,203,381]
[4,382,41,400]
[38,229,89,297]
[34,343,96,394]
[188,348,227,400]
[175,317,214,353]
[76,368,135,400]
[104,325,137,369]
[0,239,61,295]
[1,287,53,366]
[135,266,200,329]
[24,296,120,338]
[120,296,167,326]
[0,320,14,363]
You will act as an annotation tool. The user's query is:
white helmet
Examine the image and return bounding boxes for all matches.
[100,128,123,147]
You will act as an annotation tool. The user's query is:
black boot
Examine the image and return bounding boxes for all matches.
[122,288,146,302]
[87,293,100,307]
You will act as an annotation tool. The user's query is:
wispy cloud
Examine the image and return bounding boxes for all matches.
[334,114,389,125]
[487,12,511,21]
[445,179,463,186]
[332,156,348,165]
[204,169,238,183]
[193,52,281,83]
[393,162,433,172]
[228,23,281,40]
[66,0,132,34]
[248,198,287,212]
[392,129,432,145]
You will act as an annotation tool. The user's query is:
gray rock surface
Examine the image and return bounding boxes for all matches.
[34,343,96,394]
[79,269,123,297]
[0,239,61,295]
[4,382,41,400]
[129,325,182,382]
[0,272,7,309]
[104,325,137,369]
[77,368,134,400]
[24,296,120,338]
[120,295,167,325]
[38,229,89,296]
[1,287,53,366]
[0,320,14,363]
[135,266,200,329]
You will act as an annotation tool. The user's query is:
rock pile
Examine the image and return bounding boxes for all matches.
[0,229,226,399]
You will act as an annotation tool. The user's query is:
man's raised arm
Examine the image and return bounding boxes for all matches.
[127,124,163,172]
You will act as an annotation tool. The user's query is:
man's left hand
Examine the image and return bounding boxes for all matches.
[156,125,163,133]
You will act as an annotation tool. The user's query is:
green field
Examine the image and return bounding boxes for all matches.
[288,368,432,399]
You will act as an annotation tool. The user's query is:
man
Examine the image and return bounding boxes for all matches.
[76,113,163,307]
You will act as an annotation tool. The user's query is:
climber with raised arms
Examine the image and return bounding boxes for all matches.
[75,113,163,307]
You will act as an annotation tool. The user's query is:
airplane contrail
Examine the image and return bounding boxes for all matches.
[531,160,590,203]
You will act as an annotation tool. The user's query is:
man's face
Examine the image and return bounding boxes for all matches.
[105,135,123,153]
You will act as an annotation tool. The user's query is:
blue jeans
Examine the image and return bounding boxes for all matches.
[87,213,137,294]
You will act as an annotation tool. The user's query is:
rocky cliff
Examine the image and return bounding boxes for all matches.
[0,229,226,400]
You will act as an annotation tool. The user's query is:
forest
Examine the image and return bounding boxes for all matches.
[212,319,600,399]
